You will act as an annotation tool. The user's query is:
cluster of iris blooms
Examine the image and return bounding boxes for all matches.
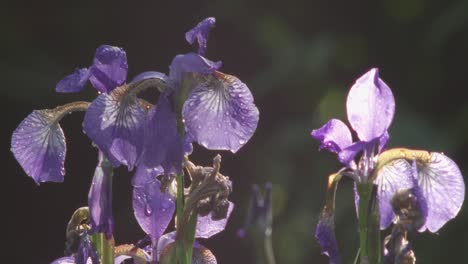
[311,69,465,263]
[10,17,466,264]
[11,18,259,264]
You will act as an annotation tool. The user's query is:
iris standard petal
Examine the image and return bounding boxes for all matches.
[131,164,164,187]
[83,85,146,170]
[183,72,259,153]
[196,201,234,239]
[169,53,221,86]
[416,152,465,232]
[11,110,66,184]
[133,178,175,243]
[88,152,114,237]
[375,159,414,229]
[337,141,367,166]
[89,45,128,93]
[185,17,216,55]
[311,119,352,154]
[56,68,90,93]
[346,68,395,142]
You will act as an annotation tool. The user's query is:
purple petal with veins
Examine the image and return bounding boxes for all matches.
[375,159,414,229]
[183,72,259,153]
[56,68,90,93]
[132,164,164,187]
[11,110,66,184]
[311,119,352,154]
[196,201,234,238]
[83,85,146,170]
[416,152,465,232]
[133,178,175,244]
[346,68,395,142]
[185,17,216,55]
[89,45,128,93]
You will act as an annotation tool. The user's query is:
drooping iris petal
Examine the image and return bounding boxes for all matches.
[56,68,90,93]
[131,71,168,83]
[183,72,259,153]
[11,110,66,184]
[415,152,465,232]
[196,201,234,238]
[169,53,221,86]
[133,178,175,243]
[337,141,367,166]
[83,85,146,170]
[185,17,216,55]
[311,119,352,154]
[316,217,340,264]
[89,45,128,93]
[375,159,414,229]
[88,151,114,237]
[131,164,164,187]
[346,68,395,142]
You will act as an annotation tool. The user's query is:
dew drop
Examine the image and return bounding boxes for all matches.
[238,139,246,145]
[144,203,153,216]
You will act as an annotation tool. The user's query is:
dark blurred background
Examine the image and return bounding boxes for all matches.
[3,0,468,263]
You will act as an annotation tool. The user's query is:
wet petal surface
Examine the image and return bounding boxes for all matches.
[89,45,128,93]
[311,119,352,154]
[11,110,66,184]
[183,72,259,153]
[196,201,234,238]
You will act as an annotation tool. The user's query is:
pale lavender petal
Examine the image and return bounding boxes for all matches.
[89,45,128,93]
[169,53,221,86]
[56,68,90,93]
[311,119,352,154]
[114,256,132,264]
[88,151,114,237]
[346,68,395,142]
[378,131,390,153]
[375,159,414,229]
[83,86,146,170]
[156,231,176,261]
[131,71,168,83]
[133,178,175,243]
[185,17,216,55]
[196,201,234,238]
[183,72,259,153]
[131,164,164,187]
[416,152,465,232]
[51,257,76,264]
[337,141,367,166]
[11,110,66,184]
[315,216,340,264]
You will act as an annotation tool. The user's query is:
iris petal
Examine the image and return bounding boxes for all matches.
[11,110,66,184]
[169,53,221,86]
[88,152,114,237]
[416,152,465,232]
[196,201,234,239]
[311,119,352,154]
[131,164,164,187]
[83,85,146,170]
[56,68,90,93]
[375,159,414,229]
[51,257,77,264]
[185,17,216,55]
[89,45,128,93]
[183,72,259,153]
[346,68,395,142]
[133,178,175,243]
[131,71,168,84]
[337,141,367,166]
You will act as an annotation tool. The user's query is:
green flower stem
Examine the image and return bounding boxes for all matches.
[91,232,114,264]
[175,173,187,264]
[357,183,372,264]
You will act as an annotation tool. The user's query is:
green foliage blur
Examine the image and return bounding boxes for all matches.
[3,0,468,263]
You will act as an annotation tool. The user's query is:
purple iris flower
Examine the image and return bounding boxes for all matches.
[311,68,465,259]
[144,17,259,174]
[88,151,114,238]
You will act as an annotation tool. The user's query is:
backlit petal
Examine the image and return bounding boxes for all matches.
[89,45,128,93]
[311,119,352,154]
[196,201,234,239]
[183,72,259,153]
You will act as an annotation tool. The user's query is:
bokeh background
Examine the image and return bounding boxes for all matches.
[3,0,468,263]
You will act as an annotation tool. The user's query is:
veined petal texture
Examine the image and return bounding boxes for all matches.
[196,201,234,239]
[89,45,128,93]
[11,110,66,184]
[311,119,352,154]
[133,178,175,243]
[56,68,90,93]
[183,72,259,153]
[83,85,146,170]
[416,152,465,232]
[375,159,414,229]
[346,68,395,142]
[185,17,216,55]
